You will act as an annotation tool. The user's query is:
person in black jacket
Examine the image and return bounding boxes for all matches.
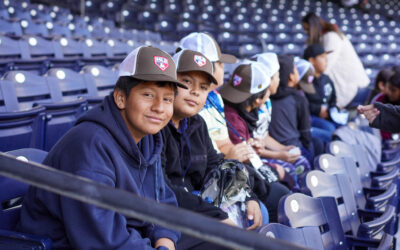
[269,55,314,165]
[162,50,263,250]
[304,44,337,142]
[358,103,400,133]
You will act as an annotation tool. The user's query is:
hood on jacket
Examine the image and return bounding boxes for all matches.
[76,94,163,166]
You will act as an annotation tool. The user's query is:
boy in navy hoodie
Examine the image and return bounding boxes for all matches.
[18,46,185,250]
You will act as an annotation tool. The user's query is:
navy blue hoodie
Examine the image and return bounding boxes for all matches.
[18,94,180,249]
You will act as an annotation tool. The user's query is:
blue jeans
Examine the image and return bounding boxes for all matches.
[311,116,336,142]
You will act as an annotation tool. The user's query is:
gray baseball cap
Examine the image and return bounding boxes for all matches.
[219,62,271,104]
[119,46,187,89]
[173,49,218,85]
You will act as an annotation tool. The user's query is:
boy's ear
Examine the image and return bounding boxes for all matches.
[113,90,126,110]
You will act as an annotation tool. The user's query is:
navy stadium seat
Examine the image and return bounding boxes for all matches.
[314,154,397,210]
[0,78,45,151]
[259,223,324,249]
[0,148,52,249]
[3,70,88,150]
[305,170,396,246]
[81,65,118,97]
[279,193,347,250]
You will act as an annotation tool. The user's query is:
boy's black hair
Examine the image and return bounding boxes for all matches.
[388,70,400,89]
[114,76,178,97]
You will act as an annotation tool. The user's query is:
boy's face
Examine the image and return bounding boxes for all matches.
[253,89,271,110]
[387,83,400,103]
[213,61,225,88]
[174,71,211,118]
[114,82,175,143]
[269,71,280,95]
[288,64,300,88]
[309,53,328,74]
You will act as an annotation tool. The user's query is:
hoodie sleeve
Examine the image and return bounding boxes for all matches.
[296,95,312,149]
[55,154,156,250]
[148,159,181,245]
[371,102,400,133]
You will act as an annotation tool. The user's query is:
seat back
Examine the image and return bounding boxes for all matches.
[0,35,30,59]
[315,154,367,209]
[305,170,360,236]
[259,223,324,250]
[45,68,98,101]
[279,193,347,250]
[328,141,373,186]
[3,70,64,110]
[0,148,47,230]
[81,65,117,97]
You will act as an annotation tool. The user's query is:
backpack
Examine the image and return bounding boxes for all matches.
[200,159,252,228]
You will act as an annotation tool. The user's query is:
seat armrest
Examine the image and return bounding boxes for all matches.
[357,205,396,238]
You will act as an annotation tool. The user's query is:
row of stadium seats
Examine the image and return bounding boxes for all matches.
[0,66,117,151]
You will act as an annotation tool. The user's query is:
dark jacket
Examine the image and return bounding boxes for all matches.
[371,102,400,133]
[305,74,337,116]
[161,114,229,219]
[269,92,312,149]
[18,94,180,249]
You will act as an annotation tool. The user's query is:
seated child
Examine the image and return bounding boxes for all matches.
[374,69,400,140]
[368,68,393,104]
[252,53,311,178]
[303,44,338,142]
[17,46,183,250]
[161,49,265,249]
[268,55,314,165]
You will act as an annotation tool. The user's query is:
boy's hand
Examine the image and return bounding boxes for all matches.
[357,104,380,123]
[247,138,264,151]
[155,238,175,250]
[319,106,329,119]
[278,151,300,164]
[225,142,253,162]
[246,200,262,230]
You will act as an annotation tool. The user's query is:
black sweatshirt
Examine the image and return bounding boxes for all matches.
[305,74,337,116]
[371,102,400,133]
[161,114,228,220]
[269,94,312,149]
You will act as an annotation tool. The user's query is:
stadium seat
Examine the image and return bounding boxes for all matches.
[259,223,324,249]
[314,154,397,210]
[81,65,117,97]
[0,18,23,37]
[3,70,89,150]
[0,79,45,151]
[279,193,347,250]
[239,44,262,58]
[23,35,63,59]
[0,148,52,249]
[305,170,396,243]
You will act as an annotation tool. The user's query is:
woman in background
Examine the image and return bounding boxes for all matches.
[302,12,370,108]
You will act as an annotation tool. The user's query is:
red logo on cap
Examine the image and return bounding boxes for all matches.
[153,56,169,72]
[194,55,206,67]
[233,74,242,86]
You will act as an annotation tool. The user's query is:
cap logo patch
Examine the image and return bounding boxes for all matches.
[194,55,206,67]
[154,56,169,71]
[233,74,242,86]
